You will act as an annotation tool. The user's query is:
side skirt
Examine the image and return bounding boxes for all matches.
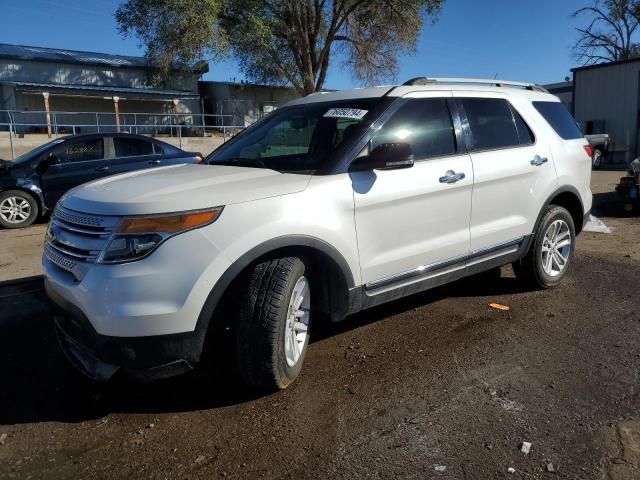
[347,235,532,313]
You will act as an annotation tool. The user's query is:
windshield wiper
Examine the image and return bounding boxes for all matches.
[212,157,269,169]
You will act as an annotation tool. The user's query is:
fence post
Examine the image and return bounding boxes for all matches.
[178,124,182,149]
[8,112,15,160]
[95,112,100,133]
[223,126,226,143]
[134,113,138,134]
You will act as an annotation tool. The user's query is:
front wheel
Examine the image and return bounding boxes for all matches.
[513,205,576,289]
[0,190,39,229]
[236,257,312,389]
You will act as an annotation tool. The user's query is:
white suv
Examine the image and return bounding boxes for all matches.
[43,78,592,389]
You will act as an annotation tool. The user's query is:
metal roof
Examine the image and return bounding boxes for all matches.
[7,82,200,99]
[0,43,208,74]
[571,57,640,73]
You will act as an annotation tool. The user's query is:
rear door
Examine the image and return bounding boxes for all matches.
[40,137,107,207]
[107,136,166,175]
[352,93,473,293]
[457,94,557,255]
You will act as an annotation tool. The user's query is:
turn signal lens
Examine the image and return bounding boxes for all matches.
[116,208,223,234]
[584,145,593,157]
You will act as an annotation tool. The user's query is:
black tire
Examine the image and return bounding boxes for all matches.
[236,257,311,390]
[512,205,576,289]
[0,190,39,229]
[592,149,603,170]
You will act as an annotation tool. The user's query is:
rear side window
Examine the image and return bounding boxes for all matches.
[462,98,520,151]
[533,101,583,140]
[372,98,456,160]
[512,108,535,145]
[114,137,155,157]
[52,138,104,163]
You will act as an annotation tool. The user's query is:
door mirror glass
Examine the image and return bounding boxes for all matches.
[36,153,60,173]
[349,143,414,172]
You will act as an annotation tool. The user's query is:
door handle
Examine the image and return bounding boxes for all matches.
[148,159,161,165]
[530,155,548,166]
[94,166,110,172]
[439,171,466,184]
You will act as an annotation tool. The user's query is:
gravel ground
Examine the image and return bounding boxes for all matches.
[0,170,639,479]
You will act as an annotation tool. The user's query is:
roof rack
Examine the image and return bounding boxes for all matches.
[402,77,549,93]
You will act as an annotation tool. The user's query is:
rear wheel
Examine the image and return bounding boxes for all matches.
[236,257,312,389]
[513,205,575,289]
[0,190,39,229]
[592,149,603,169]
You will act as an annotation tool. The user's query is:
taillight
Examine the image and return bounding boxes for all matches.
[194,156,204,164]
[583,145,593,157]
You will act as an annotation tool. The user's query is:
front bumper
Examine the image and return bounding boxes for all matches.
[47,281,199,381]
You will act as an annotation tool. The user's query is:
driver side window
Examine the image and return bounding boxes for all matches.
[243,116,317,159]
[371,98,456,160]
[51,138,104,163]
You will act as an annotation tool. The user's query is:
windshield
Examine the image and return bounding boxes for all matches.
[12,138,64,165]
[207,98,383,173]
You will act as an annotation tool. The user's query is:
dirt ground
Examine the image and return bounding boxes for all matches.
[0,170,639,479]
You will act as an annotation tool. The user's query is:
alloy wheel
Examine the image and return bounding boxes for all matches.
[0,196,32,224]
[541,219,572,277]
[284,276,310,367]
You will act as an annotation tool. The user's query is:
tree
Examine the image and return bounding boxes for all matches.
[572,0,640,65]
[116,0,444,95]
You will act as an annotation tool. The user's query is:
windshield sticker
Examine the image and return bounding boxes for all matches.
[323,108,368,120]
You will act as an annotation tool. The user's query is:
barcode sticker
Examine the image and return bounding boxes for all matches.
[323,108,368,120]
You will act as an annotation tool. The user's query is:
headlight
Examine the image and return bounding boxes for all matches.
[97,207,223,264]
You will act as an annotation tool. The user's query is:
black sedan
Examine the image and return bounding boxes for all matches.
[0,133,203,228]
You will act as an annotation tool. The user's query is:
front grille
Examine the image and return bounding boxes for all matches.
[44,206,120,273]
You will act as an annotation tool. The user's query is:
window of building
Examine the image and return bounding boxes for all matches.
[52,138,104,163]
[533,101,583,140]
[371,98,456,160]
[462,98,521,151]
[114,137,155,157]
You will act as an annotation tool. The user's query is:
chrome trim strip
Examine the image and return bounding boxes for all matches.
[365,253,467,291]
[365,236,525,292]
[47,241,97,261]
[51,218,112,237]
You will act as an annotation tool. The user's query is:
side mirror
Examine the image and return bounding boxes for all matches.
[36,154,60,174]
[349,143,414,172]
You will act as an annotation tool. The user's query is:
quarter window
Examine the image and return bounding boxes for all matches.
[533,101,583,140]
[371,98,456,160]
[52,138,103,163]
[462,98,521,151]
[114,138,155,157]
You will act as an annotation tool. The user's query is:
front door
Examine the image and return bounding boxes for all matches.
[352,94,473,294]
[40,137,108,207]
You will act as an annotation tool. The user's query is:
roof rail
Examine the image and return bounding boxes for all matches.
[402,77,549,93]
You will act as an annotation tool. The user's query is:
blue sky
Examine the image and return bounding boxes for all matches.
[2,0,590,88]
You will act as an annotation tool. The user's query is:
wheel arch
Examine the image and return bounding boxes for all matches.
[535,186,585,236]
[192,235,356,356]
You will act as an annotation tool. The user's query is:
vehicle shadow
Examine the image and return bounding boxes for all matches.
[0,267,533,426]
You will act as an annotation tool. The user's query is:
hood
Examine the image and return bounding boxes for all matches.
[0,159,14,171]
[61,164,311,216]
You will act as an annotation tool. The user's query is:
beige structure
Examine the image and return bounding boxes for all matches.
[0,43,206,134]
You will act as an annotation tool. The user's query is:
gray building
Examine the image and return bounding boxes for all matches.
[0,43,207,134]
[571,58,640,163]
[544,80,573,113]
[199,81,299,127]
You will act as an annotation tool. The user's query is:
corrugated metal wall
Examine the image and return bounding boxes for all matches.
[574,61,640,162]
[0,59,199,92]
